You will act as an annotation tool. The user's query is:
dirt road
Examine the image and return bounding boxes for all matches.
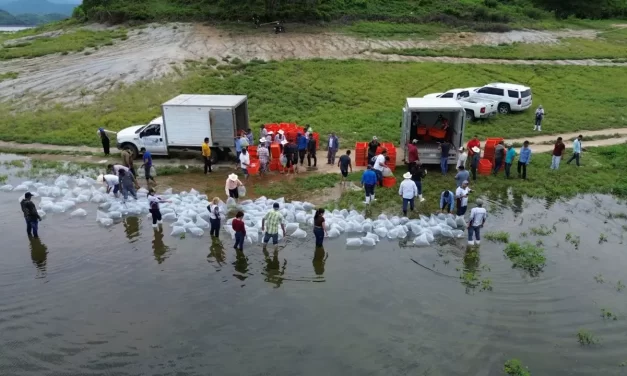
[2,127,626,170]
[0,24,621,104]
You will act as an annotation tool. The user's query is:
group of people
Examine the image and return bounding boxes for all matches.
[98,147,156,201]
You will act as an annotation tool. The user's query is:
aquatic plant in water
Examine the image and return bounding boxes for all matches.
[503,242,546,276]
[504,359,531,376]
[577,329,598,345]
[598,233,608,244]
[529,225,552,236]
[617,280,625,292]
[601,308,618,321]
[565,233,581,249]
[484,231,509,243]
[594,274,605,284]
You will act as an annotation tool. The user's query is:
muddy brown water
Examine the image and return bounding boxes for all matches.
[2,160,627,374]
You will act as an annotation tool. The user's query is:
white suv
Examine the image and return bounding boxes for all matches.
[469,83,532,114]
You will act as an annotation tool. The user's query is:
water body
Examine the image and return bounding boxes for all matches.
[1,170,626,375]
[0,26,34,32]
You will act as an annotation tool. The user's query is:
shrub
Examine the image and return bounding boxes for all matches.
[503,242,546,275]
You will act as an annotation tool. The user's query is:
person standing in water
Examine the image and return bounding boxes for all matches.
[100,174,120,198]
[232,211,246,251]
[140,147,157,186]
[21,192,42,238]
[97,128,110,156]
[467,199,487,246]
[147,188,169,228]
[118,169,138,201]
[313,208,328,247]
[207,197,222,238]
[262,202,286,249]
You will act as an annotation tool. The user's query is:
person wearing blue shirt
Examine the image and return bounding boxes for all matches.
[567,134,583,167]
[504,143,517,179]
[361,165,377,204]
[246,129,254,146]
[297,132,308,166]
[439,190,455,214]
[140,147,156,186]
[234,137,242,162]
[517,141,532,180]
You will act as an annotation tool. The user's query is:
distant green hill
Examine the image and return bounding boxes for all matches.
[0,9,22,24]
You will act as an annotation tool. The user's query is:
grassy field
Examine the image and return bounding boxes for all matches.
[376,27,627,60]
[0,27,127,60]
[1,59,626,146]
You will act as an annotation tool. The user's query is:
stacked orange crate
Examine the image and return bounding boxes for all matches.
[381,142,397,171]
[355,142,368,167]
[247,145,258,160]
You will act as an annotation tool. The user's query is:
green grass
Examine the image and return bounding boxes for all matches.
[0,71,18,82]
[504,359,531,376]
[577,329,598,345]
[375,28,627,60]
[342,21,452,39]
[0,174,7,183]
[2,60,627,146]
[484,231,510,243]
[503,242,546,275]
[529,224,552,236]
[255,173,341,199]
[0,28,127,60]
[0,147,96,157]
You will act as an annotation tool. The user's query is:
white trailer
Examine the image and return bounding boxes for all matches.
[401,98,466,166]
[116,94,249,161]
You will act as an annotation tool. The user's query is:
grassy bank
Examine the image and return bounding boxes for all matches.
[0,28,128,60]
[376,28,627,60]
[1,60,626,146]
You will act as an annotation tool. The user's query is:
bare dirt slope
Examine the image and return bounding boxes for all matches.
[0,24,620,103]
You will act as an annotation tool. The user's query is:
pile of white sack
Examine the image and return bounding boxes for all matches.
[1,175,467,247]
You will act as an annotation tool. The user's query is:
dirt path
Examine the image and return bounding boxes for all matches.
[0,24,620,104]
[2,127,627,170]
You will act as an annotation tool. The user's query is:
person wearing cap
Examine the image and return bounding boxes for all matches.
[100,173,120,198]
[534,105,545,131]
[307,133,317,168]
[202,137,212,174]
[457,146,468,169]
[147,188,170,228]
[407,139,420,167]
[297,132,308,166]
[257,138,270,175]
[467,199,487,246]
[21,192,42,238]
[470,146,481,181]
[275,130,286,152]
[225,173,243,199]
[455,180,471,216]
[368,136,380,166]
[493,140,506,176]
[262,202,286,248]
[399,172,418,216]
[455,165,470,188]
[467,135,480,158]
[518,141,532,180]
[239,147,251,179]
[373,149,387,187]
[410,162,426,203]
[505,143,517,178]
[97,127,111,156]
[326,132,339,165]
[361,165,377,204]
[439,190,455,214]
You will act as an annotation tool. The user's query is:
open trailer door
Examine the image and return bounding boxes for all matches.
[400,106,410,161]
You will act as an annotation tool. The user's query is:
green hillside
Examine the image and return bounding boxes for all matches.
[75,0,627,25]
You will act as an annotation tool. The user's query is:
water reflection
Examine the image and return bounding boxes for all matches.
[123,216,141,241]
[263,249,287,288]
[233,249,249,280]
[461,247,481,294]
[29,237,48,279]
[152,228,170,264]
[208,238,226,271]
[512,191,524,215]
[312,247,327,277]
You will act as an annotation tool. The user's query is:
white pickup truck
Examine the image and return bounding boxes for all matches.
[424,88,497,121]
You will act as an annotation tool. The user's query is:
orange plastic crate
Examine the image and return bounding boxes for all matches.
[382,176,397,188]
[428,128,447,139]
[270,144,281,158]
[247,161,260,175]
[417,127,427,135]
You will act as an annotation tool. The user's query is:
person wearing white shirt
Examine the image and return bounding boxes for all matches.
[455,180,471,216]
[398,172,419,216]
[566,134,583,167]
[534,105,545,131]
[467,199,488,246]
[99,174,120,198]
[239,148,251,179]
[373,150,387,187]
[457,147,468,169]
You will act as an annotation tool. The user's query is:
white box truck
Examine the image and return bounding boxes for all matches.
[116,94,249,162]
[401,98,466,166]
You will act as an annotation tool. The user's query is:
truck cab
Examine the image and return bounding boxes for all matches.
[116,116,167,158]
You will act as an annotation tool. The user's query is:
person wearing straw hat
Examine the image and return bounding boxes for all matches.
[98,173,120,198]
[470,146,481,181]
[455,180,471,216]
[457,146,468,169]
[257,138,270,175]
[20,192,42,238]
[265,131,274,148]
[275,130,286,152]
[225,173,243,199]
[467,199,487,246]
[399,171,418,216]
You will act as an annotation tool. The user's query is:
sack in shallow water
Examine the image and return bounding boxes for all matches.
[365,232,379,242]
[413,234,430,247]
[361,237,376,247]
[226,197,237,207]
[70,208,87,217]
[346,238,362,247]
[189,227,204,237]
[0,184,13,192]
[291,228,307,238]
[97,217,113,227]
[327,228,340,238]
[441,229,454,238]
[170,226,186,236]
[162,212,177,221]
[446,218,457,229]
[285,223,299,233]
[456,216,466,228]
[374,227,388,238]
[195,216,210,229]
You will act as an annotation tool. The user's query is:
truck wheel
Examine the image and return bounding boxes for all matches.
[210,148,220,164]
[121,143,138,159]
[465,110,475,122]
[497,103,510,114]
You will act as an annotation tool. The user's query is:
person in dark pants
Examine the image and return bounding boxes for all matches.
[140,147,157,186]
[207,197,221,238]
[518,141,532,180]
[438,140,452,175]
[368,136,380,166]
[455,180,471,216]
[361,165,377,204]
[470,146,480,181]
[492,140,505,176]
[147,188,169,228]
[313,208,328,247]
[98,128,110,156]
[21,192,41,238]
[202,137,212,174]
[327,132,339,165]
[505,143,516,178]
[307,133,317,167]
[297,132,308,166]
[338,150,352,184]
[439,190,455,214]
[232,211,246,251]
[567,134,583,167]
[410,162,426,202]
[373,150,387,187]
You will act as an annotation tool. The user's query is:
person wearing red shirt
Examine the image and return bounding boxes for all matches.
[467,135,481,157]
[550,137,566,170]
[232,211,247,251]
[407,139,419,167]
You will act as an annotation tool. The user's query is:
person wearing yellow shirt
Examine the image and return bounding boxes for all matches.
[202,137,212,174]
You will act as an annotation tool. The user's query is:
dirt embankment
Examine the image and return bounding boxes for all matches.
[0,24,620,104]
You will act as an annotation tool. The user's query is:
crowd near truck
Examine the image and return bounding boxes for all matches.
[116,94,249,162]
[401,98,466,166]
